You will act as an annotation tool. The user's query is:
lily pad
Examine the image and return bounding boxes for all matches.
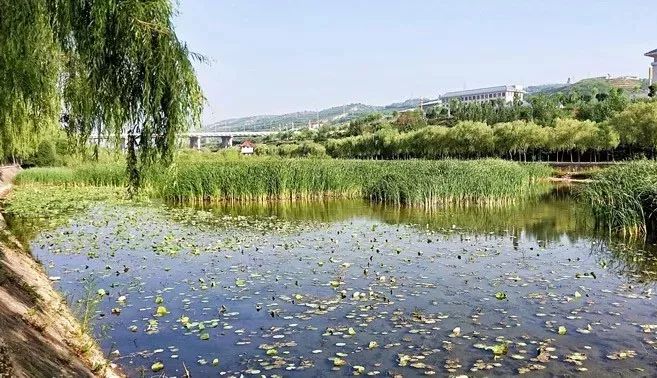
[151,362,164,372]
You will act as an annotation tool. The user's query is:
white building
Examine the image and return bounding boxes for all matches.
[441,85,525,104]
[239,140,255,155]
[307,120,324,130]
[646,48,657,85]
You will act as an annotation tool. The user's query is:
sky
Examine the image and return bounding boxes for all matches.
[174,0,656,123]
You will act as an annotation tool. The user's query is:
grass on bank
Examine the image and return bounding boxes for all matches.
[15,157,553,207]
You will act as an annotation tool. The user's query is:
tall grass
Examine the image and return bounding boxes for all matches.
[16,158,553,207]
[15,164,126,187]
[363,160,551,207]
[159,158,551,206]
[580,161,657,236]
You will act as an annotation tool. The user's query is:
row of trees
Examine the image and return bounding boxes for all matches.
[424,87,630,127]
[255,142,327,158]
[325,101,657,162]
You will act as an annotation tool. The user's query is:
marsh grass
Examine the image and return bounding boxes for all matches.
[159,158,552,206]
[16,157,553,207]
[580,161,657,236]
[15,164,126,187]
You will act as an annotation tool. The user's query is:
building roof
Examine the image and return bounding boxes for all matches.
[240,140,255,148]
[442,85,524,98]
[646,49,657,57]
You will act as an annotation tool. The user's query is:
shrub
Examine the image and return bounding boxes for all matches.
[29,140,59,167]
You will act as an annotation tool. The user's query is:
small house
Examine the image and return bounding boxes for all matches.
[240,140,255,155]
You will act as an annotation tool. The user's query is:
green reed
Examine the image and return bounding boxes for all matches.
[16,157,553,207]
[580,161,657,236]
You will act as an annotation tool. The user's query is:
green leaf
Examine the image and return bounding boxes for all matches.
[490,343,508,356]
[151,362,164,372]
[155,306,169,316]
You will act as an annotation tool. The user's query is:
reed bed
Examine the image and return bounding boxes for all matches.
[580,161,657,236]
[158,158,552,206]
[16,164,127,187]
[16,158,553,207]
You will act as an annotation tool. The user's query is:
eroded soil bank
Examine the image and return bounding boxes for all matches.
[0,166,121,378]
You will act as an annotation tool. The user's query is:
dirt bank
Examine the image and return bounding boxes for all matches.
[0,166,122,378]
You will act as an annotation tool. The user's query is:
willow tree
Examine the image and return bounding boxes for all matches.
[0,0,204,189]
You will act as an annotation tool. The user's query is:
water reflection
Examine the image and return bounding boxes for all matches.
[182,189,657,284]
[187,189,594,246]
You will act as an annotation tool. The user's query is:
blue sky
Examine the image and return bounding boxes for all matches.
[175,0,656,122]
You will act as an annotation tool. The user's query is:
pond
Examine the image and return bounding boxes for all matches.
[22,188,657,377]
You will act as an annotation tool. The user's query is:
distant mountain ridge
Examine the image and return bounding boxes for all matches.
[203,99,426,132]
[204,77,648,132]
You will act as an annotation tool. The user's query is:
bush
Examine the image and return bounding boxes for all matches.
[29,140,59,167]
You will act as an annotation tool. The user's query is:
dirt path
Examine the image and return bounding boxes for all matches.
[0,166,122,377]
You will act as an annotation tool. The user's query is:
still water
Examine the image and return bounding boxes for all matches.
[26,191,657,377]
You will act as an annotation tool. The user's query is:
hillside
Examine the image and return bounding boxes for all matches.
[527,77,647,98]
[204,76,649,132]
[203,99,426,132]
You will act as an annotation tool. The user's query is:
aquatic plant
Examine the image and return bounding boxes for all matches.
[16,158,552,207]
[580,161,657,236]
[15,164,126,187]
[159,158,552,206]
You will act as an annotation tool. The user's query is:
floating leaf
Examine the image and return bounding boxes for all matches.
[558,326,567,335]
[333,357,346,366]
[151,362,164,372]
[155,306,169,316]
[490,342,509,356]
[495,291,507,300]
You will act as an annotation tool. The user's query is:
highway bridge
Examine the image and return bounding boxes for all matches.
[185,131,274,148]
[92,131,276,149]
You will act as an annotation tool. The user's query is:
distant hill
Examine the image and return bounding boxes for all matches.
[525,83,569,95]
[204,76,649,132]
[527,77,646,98]
[203,99,428,132]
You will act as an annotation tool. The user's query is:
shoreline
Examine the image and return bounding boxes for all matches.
[0,165,122,377]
